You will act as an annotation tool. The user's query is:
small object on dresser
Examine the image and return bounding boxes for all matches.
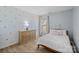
[24,21,29,31]
[26,28,28,30]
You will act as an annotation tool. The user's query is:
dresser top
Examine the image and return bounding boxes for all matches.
[19,30,36,32]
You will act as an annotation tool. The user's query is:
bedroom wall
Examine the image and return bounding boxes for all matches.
[73,7,79,51]
[0,6,38,48]
[49,9,73,38]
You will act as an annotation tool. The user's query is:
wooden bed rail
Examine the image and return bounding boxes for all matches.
[37,44,61,53]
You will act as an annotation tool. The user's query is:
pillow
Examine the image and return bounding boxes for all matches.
[50,30,67,36]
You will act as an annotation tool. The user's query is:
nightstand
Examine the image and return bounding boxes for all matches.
[19,30,36,44]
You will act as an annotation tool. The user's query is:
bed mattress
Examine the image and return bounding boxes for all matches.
[37,34,73,53]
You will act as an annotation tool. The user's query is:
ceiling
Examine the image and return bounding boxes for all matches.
[15,6,73,15]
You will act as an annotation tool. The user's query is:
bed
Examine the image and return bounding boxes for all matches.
[37,30,73,53]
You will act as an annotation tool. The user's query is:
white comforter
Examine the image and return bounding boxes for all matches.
[37,34,73,53]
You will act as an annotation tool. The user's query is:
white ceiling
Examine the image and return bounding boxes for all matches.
[15,6,73,15]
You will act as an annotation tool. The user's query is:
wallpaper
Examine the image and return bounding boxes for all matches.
[0,6,37,48]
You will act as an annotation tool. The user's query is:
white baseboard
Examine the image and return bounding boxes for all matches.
[0,41,18,49]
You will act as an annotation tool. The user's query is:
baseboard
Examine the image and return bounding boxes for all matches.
[0,42,19,50]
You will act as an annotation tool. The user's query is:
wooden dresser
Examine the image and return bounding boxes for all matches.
[19,30,36,44]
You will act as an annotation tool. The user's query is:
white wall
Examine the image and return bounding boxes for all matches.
[0,6,38,48]
[49,9,73,38]
[73,7,79,51]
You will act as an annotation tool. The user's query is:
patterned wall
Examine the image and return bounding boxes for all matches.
[0,6,37,48]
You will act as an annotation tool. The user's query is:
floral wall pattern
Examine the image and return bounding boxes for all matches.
[0,6,37,48]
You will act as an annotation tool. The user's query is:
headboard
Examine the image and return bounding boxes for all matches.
[50,29,69,36]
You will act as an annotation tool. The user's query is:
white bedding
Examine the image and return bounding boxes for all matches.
[37,34,73,53]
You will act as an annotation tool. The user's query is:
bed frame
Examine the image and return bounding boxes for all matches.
[37,30,78,53]
[37,44,61,53]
